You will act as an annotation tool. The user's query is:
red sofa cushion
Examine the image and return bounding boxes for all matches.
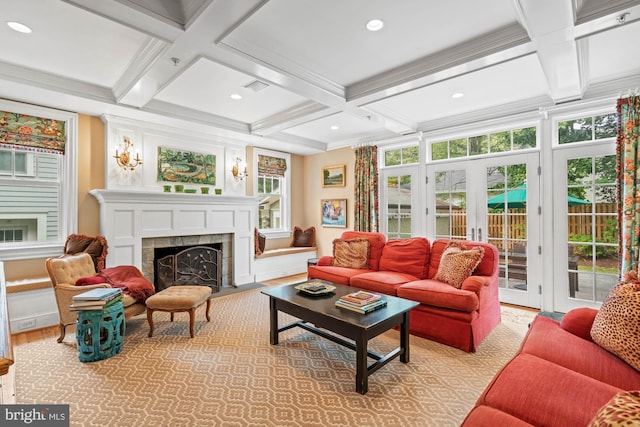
[462,405,535,426]
[397,279,480,312]
[350,271,420,295]
[521,316,640,390]
[428,239,497,280]
[477,353,621,427]
[340,231,386,271]
[307,265,375,286]
[378,237,430,279]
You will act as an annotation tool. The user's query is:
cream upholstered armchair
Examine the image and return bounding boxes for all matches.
[45,253,146,342]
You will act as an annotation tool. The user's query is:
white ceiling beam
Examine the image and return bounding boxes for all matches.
[516,0,586,103]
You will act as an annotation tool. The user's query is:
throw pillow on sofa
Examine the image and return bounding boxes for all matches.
[590,272,640,371]
[588,390,640,426]
[434,241,484,288]
[332,238,370,269]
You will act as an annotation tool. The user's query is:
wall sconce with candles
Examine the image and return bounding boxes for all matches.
[114,136,142,170]
[231,156,248,181]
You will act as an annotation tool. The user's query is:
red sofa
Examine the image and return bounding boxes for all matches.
[307,231,501,352]
[462,308,640,426]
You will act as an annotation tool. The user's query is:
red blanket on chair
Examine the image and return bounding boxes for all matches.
[98,266,155,303]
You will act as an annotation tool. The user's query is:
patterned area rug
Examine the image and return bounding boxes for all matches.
[15,288,535,427]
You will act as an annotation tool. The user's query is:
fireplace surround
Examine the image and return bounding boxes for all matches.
[90,189,257,286]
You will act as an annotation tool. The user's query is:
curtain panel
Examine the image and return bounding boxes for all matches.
[257,154,287,177]
[0,111,66,154]
[616,95,640,274]
[354,145,379,232]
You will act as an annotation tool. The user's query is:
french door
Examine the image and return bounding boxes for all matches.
[552,144,618,312]
[381,166,420,238]
[427,153,541,308]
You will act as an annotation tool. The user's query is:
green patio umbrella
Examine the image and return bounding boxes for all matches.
[487,184,589,209]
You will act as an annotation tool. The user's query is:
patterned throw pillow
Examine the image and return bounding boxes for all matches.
[588,390,640,426]
[434,241,485,288]
[590,274,640,371]
[332,238,370,269]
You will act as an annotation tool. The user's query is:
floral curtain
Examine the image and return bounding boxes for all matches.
[258,154,287,177]
[0,111,66,154]
[354,145,379,232]
[616,95,640,274]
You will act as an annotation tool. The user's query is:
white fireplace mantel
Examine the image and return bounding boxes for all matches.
[90,189,258,285]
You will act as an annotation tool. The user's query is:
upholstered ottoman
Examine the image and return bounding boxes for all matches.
[146,285,212,338]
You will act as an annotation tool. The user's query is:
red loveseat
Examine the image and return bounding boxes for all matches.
[462,308,640,426]
[307,231,501,352]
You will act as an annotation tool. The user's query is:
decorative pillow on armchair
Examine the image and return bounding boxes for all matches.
[434,241,485,288]
[590,273,640,371]
[332,238,370,269]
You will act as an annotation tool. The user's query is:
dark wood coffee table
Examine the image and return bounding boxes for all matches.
[261,282,419,394]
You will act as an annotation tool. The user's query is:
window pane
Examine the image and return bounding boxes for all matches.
[513,127,536,149]
[469,135,488,156]
[0,151,10,173]
[431,141,448,160]
[402,146,419,164]
[15,153,27,174]
[385,149,401,166]
[559,118,593,144]
[257,177,264,193]
[265,177,272,193]
[258,196,281,229]
[272,178,280,194]
[449,138,466,158]
[594,114,617,139]
[490,131,510,152]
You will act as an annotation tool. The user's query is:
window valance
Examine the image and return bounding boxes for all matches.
[0,111,66,154]
[258,154,287,177]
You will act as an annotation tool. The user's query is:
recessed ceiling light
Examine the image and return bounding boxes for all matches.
[366,19,384,32]
[230,93,242,100]
[452,92,464,99]
[330,125,340,131]
[6,21,32,34]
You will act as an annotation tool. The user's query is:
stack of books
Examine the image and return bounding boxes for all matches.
[335,291,387,314]
[70,288,123,311]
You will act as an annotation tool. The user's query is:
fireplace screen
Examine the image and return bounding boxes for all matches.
[155,245,222,293]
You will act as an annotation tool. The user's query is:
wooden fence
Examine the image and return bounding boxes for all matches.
[448,203,617,250]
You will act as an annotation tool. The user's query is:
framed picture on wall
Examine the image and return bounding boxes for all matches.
[157,146,216,185]
[321,199,347,228]
[322,164,346,187]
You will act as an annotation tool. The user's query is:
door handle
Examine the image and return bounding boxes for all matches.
[471,227,475,241]
[478,228,483,242]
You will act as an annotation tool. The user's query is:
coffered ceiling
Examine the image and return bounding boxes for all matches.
[0,0,639,154]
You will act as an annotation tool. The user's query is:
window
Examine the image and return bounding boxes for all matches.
[0,100,77,259]
[558,113,617,145]
[383,145,419,166]
[431,126,537,161]
[255,149,290,237]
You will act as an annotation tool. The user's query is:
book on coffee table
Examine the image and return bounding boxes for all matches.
[339,291,382,306]
[335,298,387,314]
